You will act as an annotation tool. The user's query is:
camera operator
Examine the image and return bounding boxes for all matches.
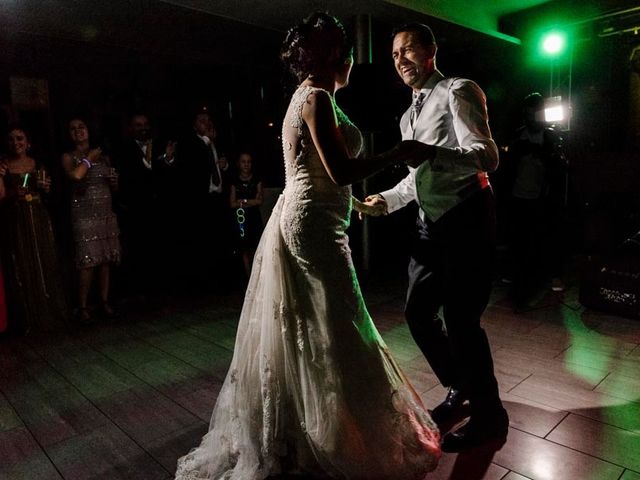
[504,92,568,307]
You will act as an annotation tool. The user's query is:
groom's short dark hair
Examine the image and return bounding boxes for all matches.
[392,23,436,47]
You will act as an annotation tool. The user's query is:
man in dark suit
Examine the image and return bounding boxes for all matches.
[116,113,176,296]
[174,110,230,291]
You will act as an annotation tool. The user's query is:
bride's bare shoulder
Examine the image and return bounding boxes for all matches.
[301,88,333,123]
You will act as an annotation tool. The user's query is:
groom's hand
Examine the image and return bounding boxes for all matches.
[357,194,388,220]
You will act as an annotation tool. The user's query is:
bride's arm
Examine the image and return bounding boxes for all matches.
[303,89,423,186]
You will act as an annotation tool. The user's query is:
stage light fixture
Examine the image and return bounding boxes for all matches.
[541,31,567,57]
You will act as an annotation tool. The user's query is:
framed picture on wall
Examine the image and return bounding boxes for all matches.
[10,77,50,110]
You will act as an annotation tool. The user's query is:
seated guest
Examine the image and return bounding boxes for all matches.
[0,126,68,333]
[62,118,120,322]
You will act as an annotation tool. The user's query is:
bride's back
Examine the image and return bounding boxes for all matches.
[279,85,362,263]
[281,86,361,202]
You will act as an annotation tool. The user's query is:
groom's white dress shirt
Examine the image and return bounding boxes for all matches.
[380,70,499,222]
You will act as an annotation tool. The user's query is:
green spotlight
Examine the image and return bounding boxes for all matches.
[541,31,566,56]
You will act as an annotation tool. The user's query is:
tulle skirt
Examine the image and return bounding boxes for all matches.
[175,195,440,480]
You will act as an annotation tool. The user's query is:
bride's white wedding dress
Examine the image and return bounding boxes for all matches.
[175,86,440,480]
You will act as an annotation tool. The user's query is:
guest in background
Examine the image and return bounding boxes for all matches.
[229,151,263,277]
[116,113,176,297]
[505,93,568,306]
[175,110,230,291]
[179,110,229,202]
[62,118,121,322]
[0,126,68,333]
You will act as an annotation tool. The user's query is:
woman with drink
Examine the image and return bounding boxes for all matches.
[0,125,68,333]
[62,118,121,322]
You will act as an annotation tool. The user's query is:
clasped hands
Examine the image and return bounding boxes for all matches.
[354,140,434,220]
[353,194,387,220]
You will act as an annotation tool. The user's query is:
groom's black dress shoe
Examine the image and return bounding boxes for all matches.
[441,407,509,453]
[429,387,469,430]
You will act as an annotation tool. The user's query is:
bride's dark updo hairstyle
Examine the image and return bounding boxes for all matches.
[281,12,353,82]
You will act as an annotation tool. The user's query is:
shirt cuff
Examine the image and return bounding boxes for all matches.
[378,188,403,214]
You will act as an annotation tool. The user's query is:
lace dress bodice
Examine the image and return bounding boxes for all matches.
[280,86,363,268]
[283,87,361,215]
[283,85,363,186]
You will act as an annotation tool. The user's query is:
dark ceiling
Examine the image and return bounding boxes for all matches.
[2,0,638,67]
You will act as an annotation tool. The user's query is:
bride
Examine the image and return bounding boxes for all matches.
[176,13,441,480]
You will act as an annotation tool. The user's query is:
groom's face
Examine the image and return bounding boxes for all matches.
[392,31,435,91]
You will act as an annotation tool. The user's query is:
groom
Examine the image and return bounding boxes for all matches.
[362,23,508,452]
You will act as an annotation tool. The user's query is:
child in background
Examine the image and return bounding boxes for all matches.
[229,151,263,278]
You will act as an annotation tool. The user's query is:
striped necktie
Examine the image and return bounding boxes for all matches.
[411,91,426,127]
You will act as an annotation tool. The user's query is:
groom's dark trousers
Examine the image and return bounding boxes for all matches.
[405,187,502,417]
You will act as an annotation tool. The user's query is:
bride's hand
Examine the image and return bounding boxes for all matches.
[353,195,387,220]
